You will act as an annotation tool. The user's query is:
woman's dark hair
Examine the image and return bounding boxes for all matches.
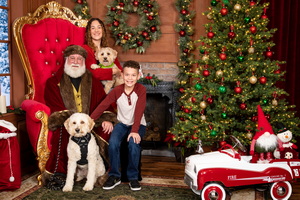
[85,18,108,51]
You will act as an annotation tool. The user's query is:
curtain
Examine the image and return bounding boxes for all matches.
[267,0,300,116]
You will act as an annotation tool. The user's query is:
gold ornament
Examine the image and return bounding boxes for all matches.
[246,131,253,140]
[272,99,278,106]
[249,76,257,84]
[248,47,255,54]
[200,101,207,109]
[216,70,223,77]
[201,115,206,121]
[207,14,213,20]
[202,55,209,61]
[234,4,242,11]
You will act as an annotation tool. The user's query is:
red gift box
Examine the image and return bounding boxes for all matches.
[0,120,21,191]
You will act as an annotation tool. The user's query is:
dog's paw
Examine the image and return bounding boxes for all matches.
[83,183,94,191]
[91,64,100,69]
[62,185,73,192]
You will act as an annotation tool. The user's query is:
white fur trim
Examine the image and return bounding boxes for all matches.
[0,132,17,139]
[0,120,17,132]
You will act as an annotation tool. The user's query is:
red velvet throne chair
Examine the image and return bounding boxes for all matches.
[13,1,87,184]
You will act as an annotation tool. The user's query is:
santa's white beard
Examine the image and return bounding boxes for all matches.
[64,59,86,78]
[256,133,278,151]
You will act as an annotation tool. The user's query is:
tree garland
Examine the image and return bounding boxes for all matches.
[106,0,162,53]
[174,0,195,87]
[72,0,91,19]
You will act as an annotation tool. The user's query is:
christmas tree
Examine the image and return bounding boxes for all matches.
[168,0,300,149]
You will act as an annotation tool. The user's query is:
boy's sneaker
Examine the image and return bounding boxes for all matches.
[129,180,141,191]
[103,176,121,190]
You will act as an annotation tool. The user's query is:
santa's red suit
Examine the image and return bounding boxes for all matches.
[44,66,116,175]
[250,105,283,163]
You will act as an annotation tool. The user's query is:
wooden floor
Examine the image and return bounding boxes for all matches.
[141,155,300,200]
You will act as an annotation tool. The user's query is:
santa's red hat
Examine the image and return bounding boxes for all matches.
[253,105,274,140]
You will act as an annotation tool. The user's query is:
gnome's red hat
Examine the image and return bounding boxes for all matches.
[253,105,274,140]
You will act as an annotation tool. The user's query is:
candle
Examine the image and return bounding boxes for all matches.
[0,95,6,113]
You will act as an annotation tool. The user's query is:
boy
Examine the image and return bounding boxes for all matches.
[90,60,146,191]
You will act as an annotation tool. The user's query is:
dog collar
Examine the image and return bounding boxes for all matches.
[71,132,91,165]
[98,63,115,69]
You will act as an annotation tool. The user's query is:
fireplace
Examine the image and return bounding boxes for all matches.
[141,81,179,150]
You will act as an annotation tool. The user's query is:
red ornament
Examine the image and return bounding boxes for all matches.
[259,76,267,84]
[147,4,153,8]
[251,116,258,122]
[147,15,154,20]
[261,14,268,19]
[77,0,83,4]
[111,7,116,11]
[207,31,215,38]
[183,48,189,53]
[113,20,120,27]
[123,35,129,40]
[203,70,210,77]
[220,8,228,16]
[240,103,247,110]
[142,31,149,38]
[179,30,186,37]
[220,141,227,147]
[234,86,242,94]
[180,117,185,121]
[180,9,188,15]
[132,1,139,7]
[117,33,122,38]
[119,2,125,7]
[191,97,196,103]
[137,41,143,46]
[250,1,256,6]
[250,25,257,34]
[219,52,227,60]
[265,51,273,58]
[150,26,157,32]
[274,69,281,74]
[184,108,191,113]
[207,97,214,104]
[179,87,185,93]
[228,31,236,39]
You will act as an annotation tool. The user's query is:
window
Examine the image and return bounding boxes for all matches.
[0,0,10,106]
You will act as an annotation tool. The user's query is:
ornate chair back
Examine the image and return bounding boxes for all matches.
[13,1,88,184]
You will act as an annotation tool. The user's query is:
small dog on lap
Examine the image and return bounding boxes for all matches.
[62,113,106,192]
[91,47,124,93]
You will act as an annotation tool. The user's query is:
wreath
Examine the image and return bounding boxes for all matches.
[106,0,162,54]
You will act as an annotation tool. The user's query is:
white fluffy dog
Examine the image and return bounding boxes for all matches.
[91,47,124,93]
[62,113,105,192]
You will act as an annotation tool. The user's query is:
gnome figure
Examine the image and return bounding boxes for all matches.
[250,105,283,163]
[273,122,298,159]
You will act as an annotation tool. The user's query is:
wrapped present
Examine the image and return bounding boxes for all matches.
[0,120,21,190]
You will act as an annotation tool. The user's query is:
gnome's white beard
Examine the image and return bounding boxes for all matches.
[256,132,278,151]
[64,59,86,78]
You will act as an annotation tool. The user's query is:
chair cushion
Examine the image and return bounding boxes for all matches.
[22,18,86,103]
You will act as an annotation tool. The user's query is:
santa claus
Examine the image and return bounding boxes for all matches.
[250,105,283,163]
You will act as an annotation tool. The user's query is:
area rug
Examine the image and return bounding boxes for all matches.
[0,174,198,200]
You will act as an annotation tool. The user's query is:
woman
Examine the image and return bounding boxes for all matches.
[82,18,122,81]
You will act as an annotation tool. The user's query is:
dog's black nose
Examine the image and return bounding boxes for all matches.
[75,128,80,133]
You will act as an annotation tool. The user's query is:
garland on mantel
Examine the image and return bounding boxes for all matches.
[105,0,162,54]
[72,0,91,19]
[174,0,195,88]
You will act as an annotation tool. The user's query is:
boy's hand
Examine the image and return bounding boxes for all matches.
[102,121,113,134]
[127,132,141,144]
